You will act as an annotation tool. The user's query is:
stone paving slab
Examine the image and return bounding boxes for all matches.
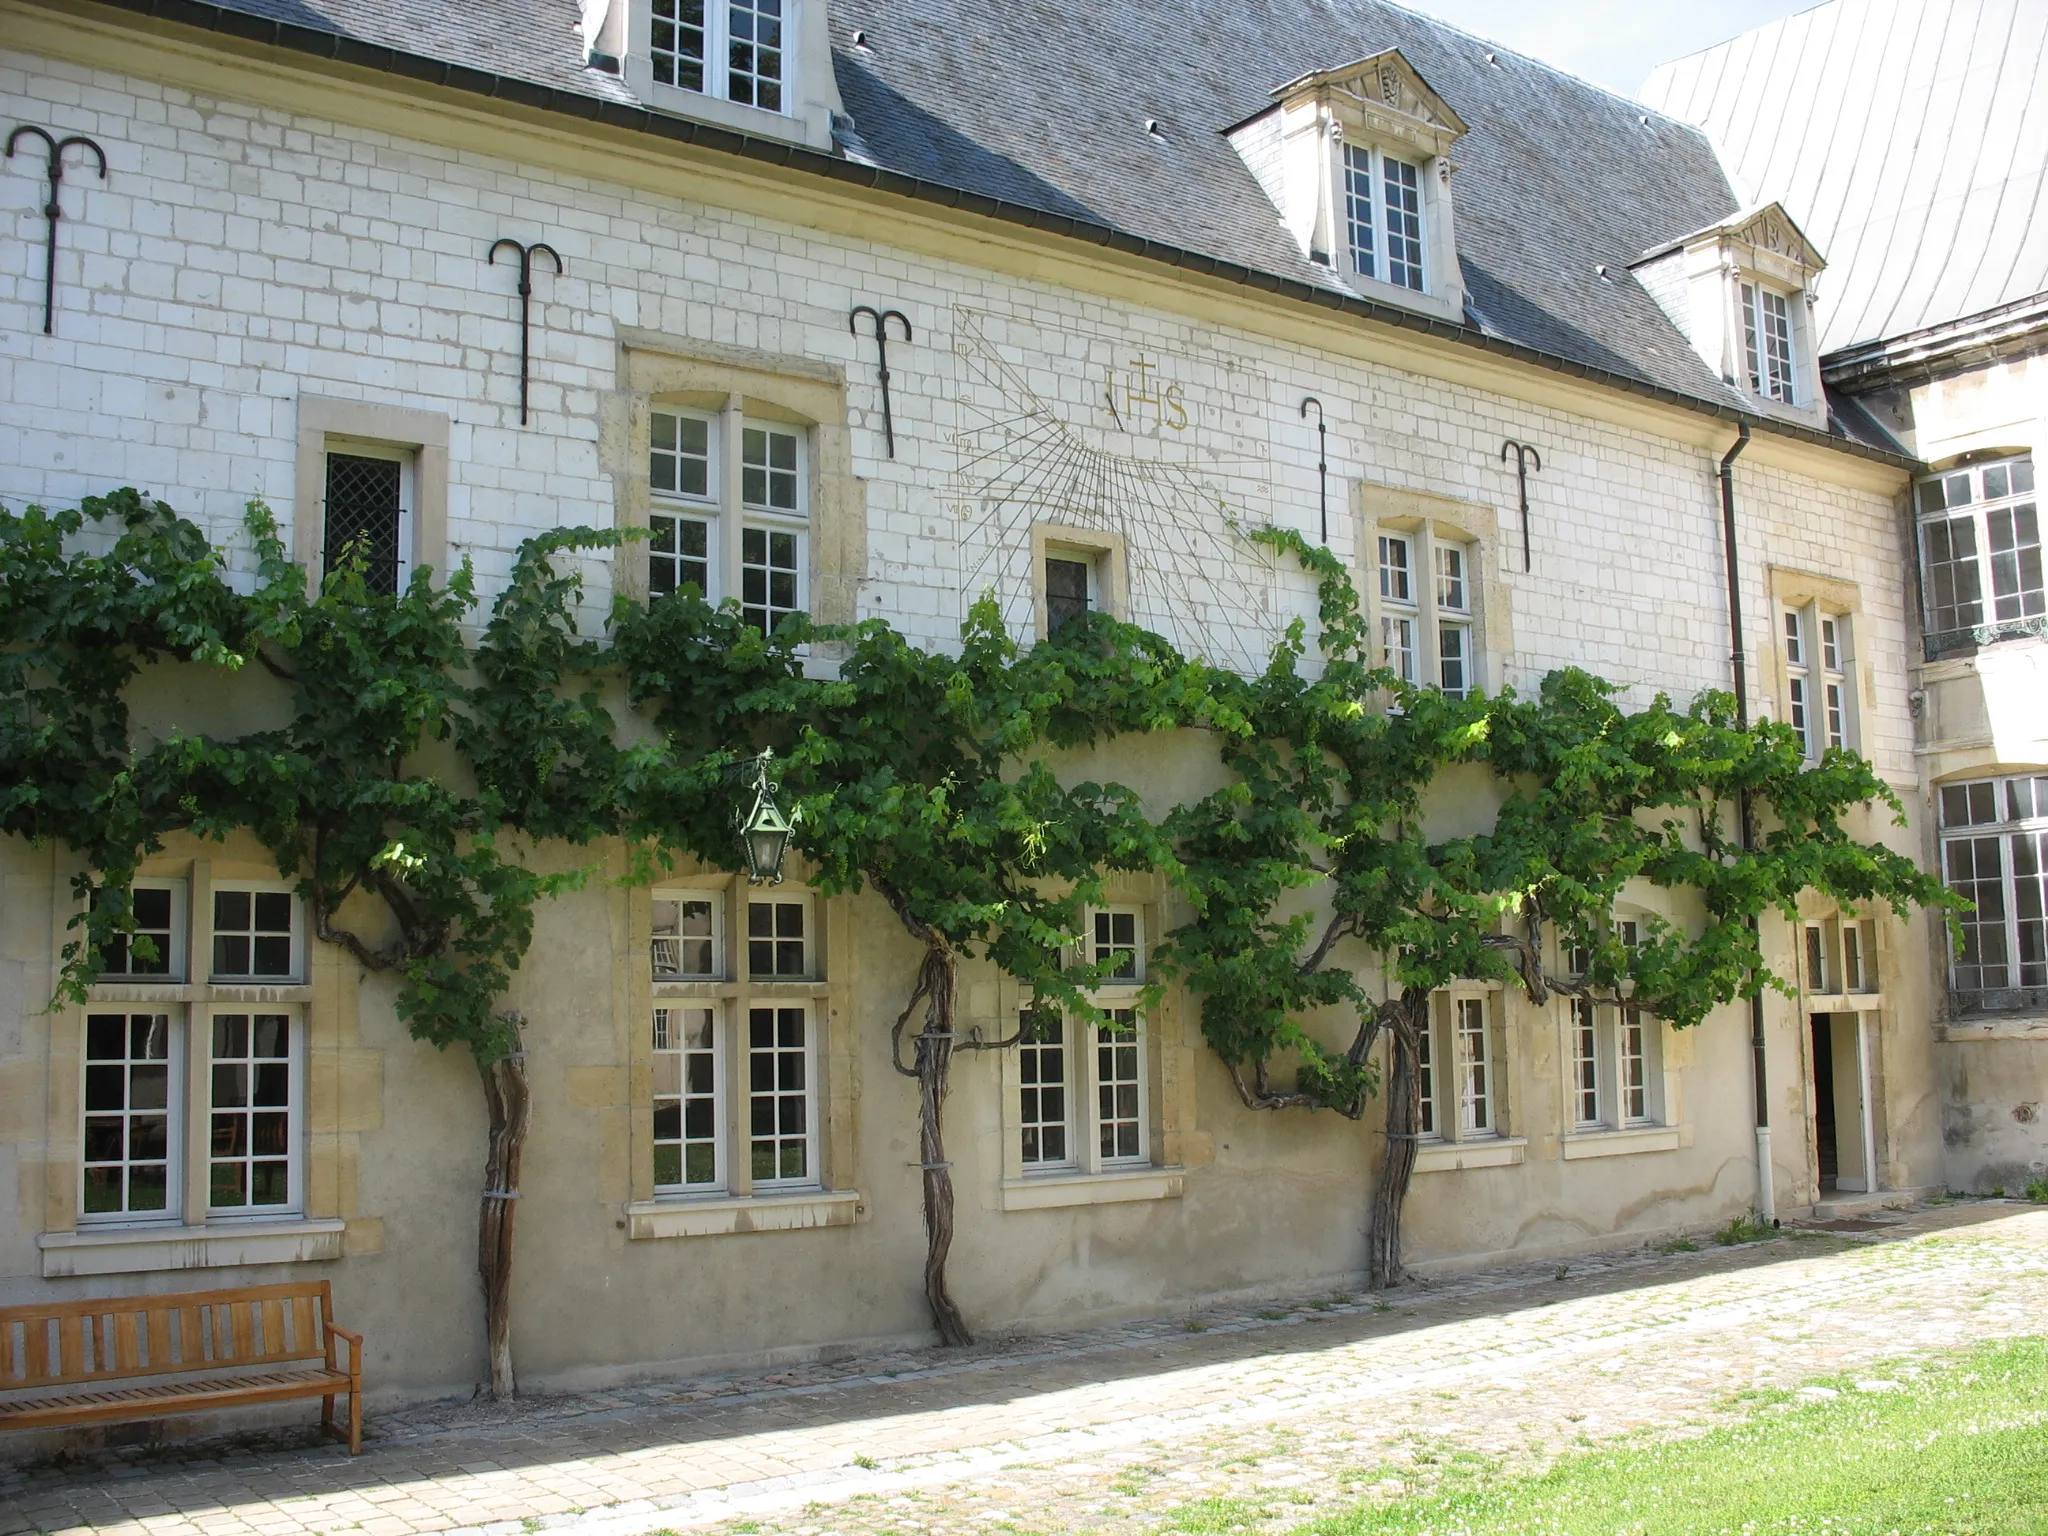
[4,1202,2045,1536]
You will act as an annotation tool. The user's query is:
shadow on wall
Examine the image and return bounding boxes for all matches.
[833,55,1106,228]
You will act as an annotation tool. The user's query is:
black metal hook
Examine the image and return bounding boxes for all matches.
[489,237,563,426]
[1501,438,1543,573]
[1301,396,1329,546]
[8,125,107,336]
[849,304,912,458]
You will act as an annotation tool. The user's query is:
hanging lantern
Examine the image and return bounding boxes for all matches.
[733,748,796,885]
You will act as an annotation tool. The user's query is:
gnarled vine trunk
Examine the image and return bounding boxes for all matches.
[1366,989,1427,1290]
[477,1020,531,1399]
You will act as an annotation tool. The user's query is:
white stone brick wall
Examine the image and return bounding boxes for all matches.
[0,46,1916,783]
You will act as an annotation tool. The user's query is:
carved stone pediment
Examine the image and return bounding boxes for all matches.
[1267,48,1469,156]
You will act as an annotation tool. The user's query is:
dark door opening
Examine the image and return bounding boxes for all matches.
[1810,1013,1838,1193]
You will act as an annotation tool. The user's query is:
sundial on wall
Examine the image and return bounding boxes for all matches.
[948,308,1280,674]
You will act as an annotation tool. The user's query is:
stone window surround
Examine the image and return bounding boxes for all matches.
[1766,565,1870,758]
[607,330,865,646]
[991,883,1188,1210]
[1031,523,1131,640]
[37,841,380,1277]
[292,395,450,593]
[1550,897,1689,1160]
[623,868,862,1238]
[1356,482,1510,699]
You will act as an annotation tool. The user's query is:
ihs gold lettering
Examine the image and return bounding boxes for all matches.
[1105,356,1189,433]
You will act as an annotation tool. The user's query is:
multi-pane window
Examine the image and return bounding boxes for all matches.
[1782,604,1854,758]
[647,410,809,632]
[749,897,809,978]
[1436,544,1470,698]
[83,1012,176,1219]
[1045,556,1092,633]
[653,1006,722,1190]
[1940,775,2048,999]
[748,1006,812,1184]
[1091,907,1142,980]
[1741,282,1797,403]
[649,410,716,600]
[1567,999,1662,1130]
[1019,1010,1070,1168]
[1096,1010,1146,1162]
[81,879,307,1225]
[1379,533,1417,683]
[322,448,412,595]
[1418,991,1502,1143]
[650,0,785,113]
[92,882,183,979]
[653,894,721,979]
[1916,456,2042,650]
[1804,914,1880,997]
[1343,144,1426,292]
[209,1013,295,1211]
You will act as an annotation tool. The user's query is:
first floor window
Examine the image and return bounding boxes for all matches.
[741,526,802,633]
[749,1006,813,1184]
[1014,1007,1151,1172]
[1415,1020,1435,1137]
[208,1012,297,1211]
[1418,991,1502,1142]
[1941,774,2048,996]
[211,887,301,982]
[1917,456,2041,646]
[653,893,721,978]
[93,880,184,980]
[83,1012,177,1219]
[1382,614,1417,683]
[323,447,412,595]
[1568,999,1662,1130]
[1439,622,1469,698]
[1456,996,1491,1135]
[748,896,810,978]
[653,1006,722,1190]
[650,513,712,599]
[1090,906,1143,981]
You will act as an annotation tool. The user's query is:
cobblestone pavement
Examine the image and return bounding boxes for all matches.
[5,1202,2045,1536]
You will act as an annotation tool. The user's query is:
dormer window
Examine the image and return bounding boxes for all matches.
[602,0,839,150]
[1226,49,1468,324]
[1741,282,1796,403]
[651,0,784,109]
[1343,145,1426,292]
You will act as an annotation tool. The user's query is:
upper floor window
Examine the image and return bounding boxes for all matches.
[1344,143,1426,293]
[649,408,810,633]
[1376,525,1479,697]
[323,446,413,595]
[1741,282,1797,404]
[651,0,785,111]
[1781,605,1855,759]
[1917,456,2042,652]
[1940,774,2048,1004]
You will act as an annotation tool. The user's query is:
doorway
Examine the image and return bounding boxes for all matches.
[1810,1012,1876,1195]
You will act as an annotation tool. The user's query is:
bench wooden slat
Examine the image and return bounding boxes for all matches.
[291,1295,314,1357]
[114,1310,140,1374]
[147,1308,172,1373]
[259,1300,285,1360]
[229,1300,253,1363]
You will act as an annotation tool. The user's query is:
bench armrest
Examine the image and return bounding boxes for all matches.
[327,1324,364,1378]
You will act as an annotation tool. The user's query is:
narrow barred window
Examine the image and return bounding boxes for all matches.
[1415,1018,1436,1137]
[209,1013,294,1210]
[1570,999,1600,1126]
[82,1012,176,1218]
[1019,1010,1069,1167]
[748,1006,812,1183]
[1618,1007,1650,1123]
[322,452,407,595]
[653,1007,721,1190]
[1456,997,1491,1134]
[1096,1010,1145,1162]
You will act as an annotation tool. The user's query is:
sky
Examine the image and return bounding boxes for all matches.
[1409,0,1823,96]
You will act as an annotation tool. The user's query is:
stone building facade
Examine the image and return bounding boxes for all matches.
[0,0,1953,1433]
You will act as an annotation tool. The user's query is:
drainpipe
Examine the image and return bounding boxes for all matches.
[1718,424,1775,1222]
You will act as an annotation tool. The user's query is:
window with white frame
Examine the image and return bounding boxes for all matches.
[1939,775,2048,1001]
[1379,532,1418,683]
[1567,999,1663,1131]
[1741,282,1797,404]
[647,889,827,1197]
[1916,455,2042,650]
[1781,605,1855,758]
[649,0,787,112]
[1417,990,1503,1142]
[82,879,307,1224]
[1014,905,1153,1175]
[1343,143,1426,292]
[1435,542,1472,699]
[322,445,414,596]
[648,408,810,633]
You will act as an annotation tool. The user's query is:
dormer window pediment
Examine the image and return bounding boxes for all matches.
[1228,49,1467,324]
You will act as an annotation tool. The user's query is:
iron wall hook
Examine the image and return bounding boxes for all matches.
[7,125,107,336]
[490,237,563,426]
[1500,438,1543,573]
[1301,396,1329,546]
[849,304,912,458]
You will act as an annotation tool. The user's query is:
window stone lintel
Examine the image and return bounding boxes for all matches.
[625,1188,862,1239]
[38,1218,347,1278]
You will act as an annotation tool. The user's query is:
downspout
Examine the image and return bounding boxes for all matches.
[1718,424,1776,1221]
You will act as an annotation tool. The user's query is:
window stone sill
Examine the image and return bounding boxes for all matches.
[1413,1137,1527,1173]
[999,1167,1185,1211]
[1561,1125,1682,1160]
[39,1219,347,1278]
[625,1189,862,1240]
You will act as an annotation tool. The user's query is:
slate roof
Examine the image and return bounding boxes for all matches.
[90,0,1901,447]
[1641,0,2048,355]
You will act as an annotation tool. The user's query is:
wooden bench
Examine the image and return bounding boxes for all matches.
[0,1280,363,1453]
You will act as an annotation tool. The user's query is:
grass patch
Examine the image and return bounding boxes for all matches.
[1712,1210,1775,1245]
[1294,1336,2048,1535]
[1657,1236,1699,1254]
[2026,1175,2048,1203]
